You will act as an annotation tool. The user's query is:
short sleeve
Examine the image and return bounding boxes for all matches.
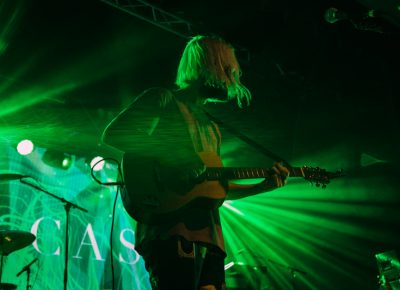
[101,87,175,152]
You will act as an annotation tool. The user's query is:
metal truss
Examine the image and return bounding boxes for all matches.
[100,0,194,39]
[100,0,250,61]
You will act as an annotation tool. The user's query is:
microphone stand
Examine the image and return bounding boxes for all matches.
[20,179,88,290]
[236,250,307,289]
[16,258,38,290]
[0,254,4,284]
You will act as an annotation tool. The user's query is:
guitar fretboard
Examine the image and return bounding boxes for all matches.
[204,167,304,180]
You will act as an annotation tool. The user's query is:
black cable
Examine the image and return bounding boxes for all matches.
[109,185,120,290]
[90,158,124,186]
[90,157,124,290]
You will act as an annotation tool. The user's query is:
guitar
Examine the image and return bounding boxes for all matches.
[121,160,344,224]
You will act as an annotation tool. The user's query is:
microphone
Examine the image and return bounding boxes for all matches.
[16,258,38,277]
[324,7,386,33]
[0,173,27,181]
[324,7,349,24]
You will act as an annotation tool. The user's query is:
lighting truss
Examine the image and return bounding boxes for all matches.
[100,0,193,39]
[100,0,251,61]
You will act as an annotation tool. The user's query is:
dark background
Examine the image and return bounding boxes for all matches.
[1,0,399,160]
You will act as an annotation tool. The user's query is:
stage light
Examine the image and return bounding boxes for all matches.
[90,156,105,171]
[42,150,74,170]
[224,261,234,270]
[16,139,34,155]
[62,156,73,168]
[222,201,244,216]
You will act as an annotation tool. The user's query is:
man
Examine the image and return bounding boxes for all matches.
[102,35,289,290]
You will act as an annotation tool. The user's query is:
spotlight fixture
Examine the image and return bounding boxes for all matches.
[16,139,34,155]
[90,156,105,171]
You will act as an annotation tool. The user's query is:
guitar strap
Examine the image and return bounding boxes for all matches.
[201,108,293,169]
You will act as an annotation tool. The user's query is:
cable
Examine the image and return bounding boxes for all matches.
[90,157,124,186]
[90,157,124,290]
[109,185,120,290]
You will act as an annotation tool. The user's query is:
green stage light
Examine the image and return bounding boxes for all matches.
[62,156,74,168]
[16,139,34,155]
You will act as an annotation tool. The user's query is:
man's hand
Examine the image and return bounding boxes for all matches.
[262,162,290,189]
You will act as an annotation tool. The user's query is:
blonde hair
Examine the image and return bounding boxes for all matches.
[175,35,251,107]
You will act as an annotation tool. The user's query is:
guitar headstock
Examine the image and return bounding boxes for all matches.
[302,166,344,188]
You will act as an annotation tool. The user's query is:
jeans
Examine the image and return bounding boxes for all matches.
[141,236,226,290]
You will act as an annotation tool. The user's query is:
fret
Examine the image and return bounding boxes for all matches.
[205,166,305,181]
[207,168,217,179]
[299,167,304,177]
[216,169,221,179]
[206,169,211,179]
[289,167,303,177]
[210,169,216,179]
[261,168,267,178]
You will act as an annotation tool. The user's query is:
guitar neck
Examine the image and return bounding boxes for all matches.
[204,167,304,180]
